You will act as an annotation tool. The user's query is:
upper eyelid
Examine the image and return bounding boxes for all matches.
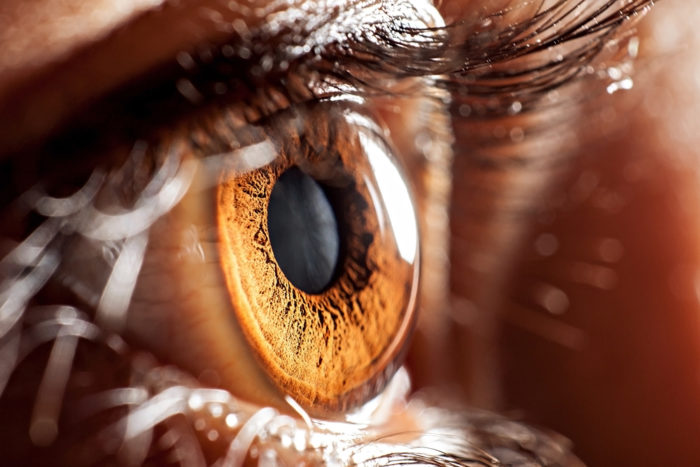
[0,0,439,160]
[0,0,653,163]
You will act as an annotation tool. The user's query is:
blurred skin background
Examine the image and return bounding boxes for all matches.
[1,0,700,466]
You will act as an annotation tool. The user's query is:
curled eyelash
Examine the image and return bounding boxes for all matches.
[114,0,654,174]
[293,0,653,110]
[15,0,652,174]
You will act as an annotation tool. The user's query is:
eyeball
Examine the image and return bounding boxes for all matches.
[216,102,419,413]
[120,99,420,416]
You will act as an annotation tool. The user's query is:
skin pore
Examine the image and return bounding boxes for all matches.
[1,0,700,466]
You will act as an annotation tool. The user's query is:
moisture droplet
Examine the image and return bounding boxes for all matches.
[508,101,523,115]
[607,77,634,95]
[293,430,307,452]
[607,67,623,80]
[510,127,525,143]
[598,238,624,263]
[188,394,204,411]
[627,37,640,58]
[176,79,203,104]
[209,403,224,418]
[214,82,228,95]
[239,47,252,60]
[225,413,239,429]
[221,44,235,57]
[280,432,292,448]
[259,449,279,467]
[534,284,569,315]
[176,52,196,71]
[414,131,433,155]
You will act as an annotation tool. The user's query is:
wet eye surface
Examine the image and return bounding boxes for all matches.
[215,102,419,412]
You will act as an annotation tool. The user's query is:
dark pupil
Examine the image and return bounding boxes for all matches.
[267,167,340,294]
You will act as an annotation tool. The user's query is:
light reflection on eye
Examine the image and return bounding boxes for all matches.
[356,114,418,263]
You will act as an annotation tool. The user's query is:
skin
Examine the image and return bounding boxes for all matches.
[1,0,699,465]
[499,3,700,464]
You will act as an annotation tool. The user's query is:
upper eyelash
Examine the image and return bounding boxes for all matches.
[178,0,653,106]
[23,0,653,163]
[0,0,651,222]
[327,0,654,113]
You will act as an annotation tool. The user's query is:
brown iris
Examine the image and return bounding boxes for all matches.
[216,102,419,413]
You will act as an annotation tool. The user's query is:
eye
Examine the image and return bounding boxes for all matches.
[216,102,419,412]
[115,97,420,414]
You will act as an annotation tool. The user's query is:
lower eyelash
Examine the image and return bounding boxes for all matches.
[3,307,580,467]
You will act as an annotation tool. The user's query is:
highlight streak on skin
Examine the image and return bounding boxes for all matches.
[80,151,196,242]
[504,304,587,350]
[0,325,20,395]
[33,170,107,218]
[0,247,59,338]
[29,309,82,447]
[95,231,149,333]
